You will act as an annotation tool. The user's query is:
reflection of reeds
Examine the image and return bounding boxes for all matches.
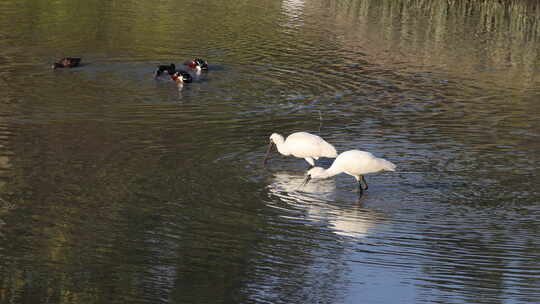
[0,197,14,236]
[324,0,540,87]
[347,0,540,38]
[0,197,15,212]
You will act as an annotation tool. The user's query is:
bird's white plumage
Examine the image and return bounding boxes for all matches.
[268,131,337,166]
[307,150,396,180]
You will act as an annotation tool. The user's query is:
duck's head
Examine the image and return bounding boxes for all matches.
[171,72,184,83]
[186,60,200,71]
[171,71,193,84]
[194,58,208,70]
[186,58,208,71]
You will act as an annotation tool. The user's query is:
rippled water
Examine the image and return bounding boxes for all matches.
[1,0,540,303]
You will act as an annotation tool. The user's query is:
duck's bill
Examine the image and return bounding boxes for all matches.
[263,142,273,167]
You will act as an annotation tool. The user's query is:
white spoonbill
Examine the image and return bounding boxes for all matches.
[302,150,396,196]
[263,132,338,168]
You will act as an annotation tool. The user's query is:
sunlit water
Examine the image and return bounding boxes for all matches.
[1,0,539,303]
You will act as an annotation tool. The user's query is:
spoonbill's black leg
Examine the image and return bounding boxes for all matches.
[360,175,369,190]
[357,181,364,197]
[305,157,316,170]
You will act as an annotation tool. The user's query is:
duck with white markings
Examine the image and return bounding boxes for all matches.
[171,71,193,83]
[302,150,396,197]
[263,131,338,168]
[184,58,208,72]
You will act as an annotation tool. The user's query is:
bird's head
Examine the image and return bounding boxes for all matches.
[269,133,284,144]
[186,60,199,71]
[301,167,327,187]
[306,167,327,180]
[264,133,282,167]
[194,58,208,70]
[171,72,184,83]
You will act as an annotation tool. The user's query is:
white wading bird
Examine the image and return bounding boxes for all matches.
[302,150,396,197]
[263,132,338,168]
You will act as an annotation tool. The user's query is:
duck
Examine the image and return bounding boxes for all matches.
[184,58,208,72]
[155,63,176,77]
[171,71,193,84]
[52,57,81,69]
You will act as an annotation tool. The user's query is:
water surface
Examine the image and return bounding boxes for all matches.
[1,0,540,303]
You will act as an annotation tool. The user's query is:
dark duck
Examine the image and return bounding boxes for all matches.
[52,57,81,69]
[154,63,177,77]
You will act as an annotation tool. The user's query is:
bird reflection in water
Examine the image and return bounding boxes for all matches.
[267,171,386,239]
[177,82,183,100]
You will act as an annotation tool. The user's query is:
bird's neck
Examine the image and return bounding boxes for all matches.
[274,140,290,156]
[323,164,343,178]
